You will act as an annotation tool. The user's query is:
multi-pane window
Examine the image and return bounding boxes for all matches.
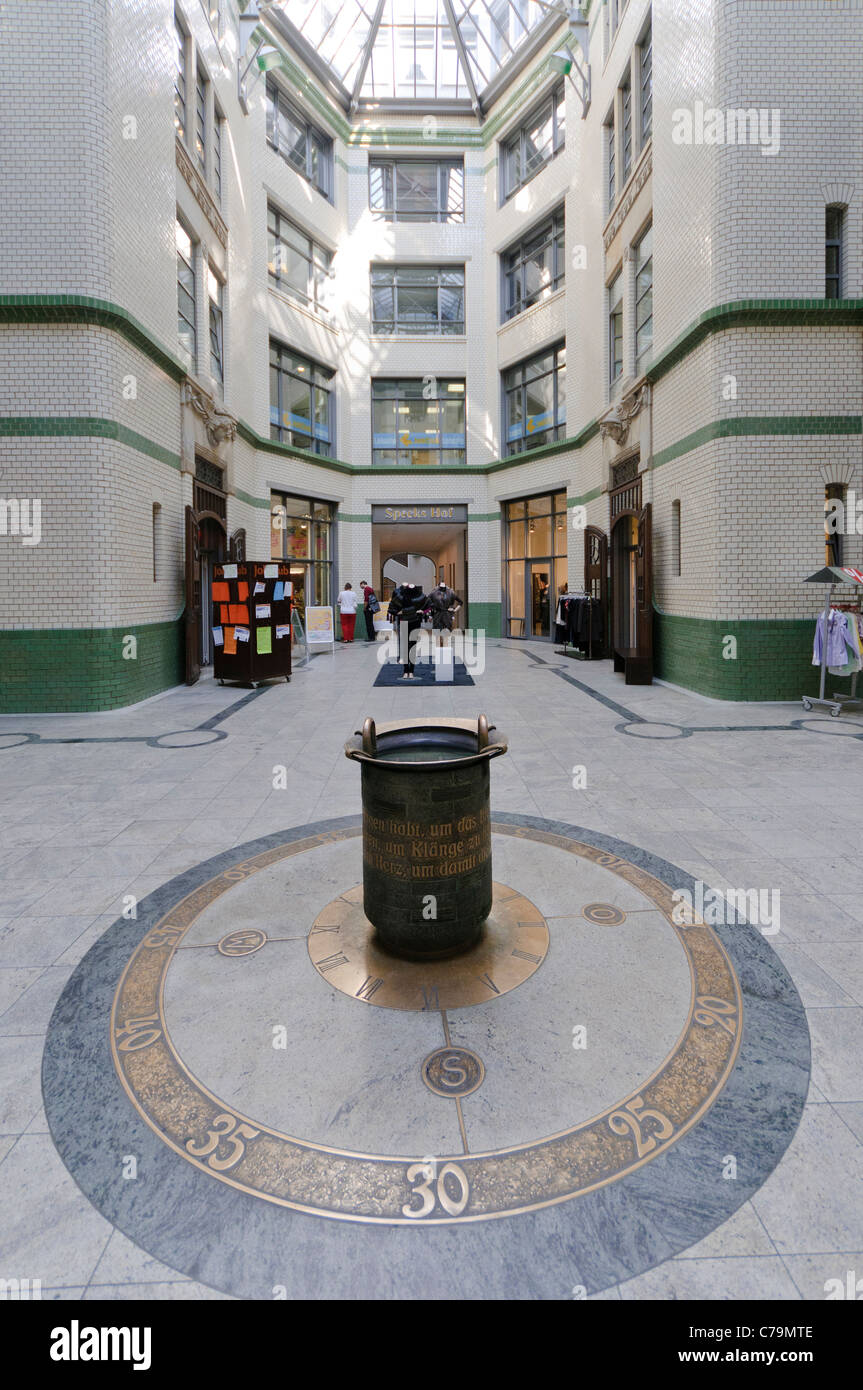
[371,266,465,335]
[825,483,844,565]
[502,208,565,321]
[176,220,196,366]
[608,271,624,385]
[640,22,652,141]
[503,345,566,456]
[173,16,186,140]
[826,206,844,298]
[369,160,464,223]
[267,206,333,315]
[606,115,616,206]
[372,379,466,467]
[204,0,222,31]
[672,500,681,576]
[501,83,565,201]
[270,494,334,613]
[213,104,223,203]
[266,80,333,201]
[635,225,653,365]
[621,77,632,184]
[269,341,334,456]
[208,266,223,385]
[195,67,207,172]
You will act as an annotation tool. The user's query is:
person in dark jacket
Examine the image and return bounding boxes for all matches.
[425,581,462,644]
[360,581,379,641]
[387,583,428,678]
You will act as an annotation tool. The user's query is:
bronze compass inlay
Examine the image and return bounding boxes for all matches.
[110,823,743,1226]
[308,881,549,1010]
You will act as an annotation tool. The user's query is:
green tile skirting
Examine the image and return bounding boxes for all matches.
[468,602,501,639]
[0,619,185,713]
[653,608,856,702]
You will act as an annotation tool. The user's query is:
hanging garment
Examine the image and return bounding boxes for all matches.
[813,609,853,668]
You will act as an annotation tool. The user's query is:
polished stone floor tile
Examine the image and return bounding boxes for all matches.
[750,1106,863,1253]
[806,1009,863,1102]
[675,1202,776,1259]
[0,1135,113,1284]
[618,1255,800,1300]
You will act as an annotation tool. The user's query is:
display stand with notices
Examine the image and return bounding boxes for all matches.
[211,560,292,686]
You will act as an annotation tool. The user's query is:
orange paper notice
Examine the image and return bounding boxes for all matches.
[223,626,237,655]
[220,604,231,624]
[212,581,230,602]
[229,605,249,624]
[237,582,249,601]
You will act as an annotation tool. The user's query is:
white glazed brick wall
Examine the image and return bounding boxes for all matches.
[3,0,862,658]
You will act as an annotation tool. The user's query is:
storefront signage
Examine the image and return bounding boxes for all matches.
[372,505,468,524]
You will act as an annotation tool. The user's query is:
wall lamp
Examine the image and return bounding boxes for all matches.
[544,5,591,118]
[238,2,282,112]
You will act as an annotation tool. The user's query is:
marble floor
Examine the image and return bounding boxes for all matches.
[1,638,862,1300]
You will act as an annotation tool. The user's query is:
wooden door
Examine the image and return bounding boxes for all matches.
[584,525,608,655]
[635,502,653,664]
[184,504,201,685]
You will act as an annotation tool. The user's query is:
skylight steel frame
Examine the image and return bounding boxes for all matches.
[263,1,570,118]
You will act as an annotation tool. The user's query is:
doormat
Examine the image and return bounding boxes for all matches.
[373,660,475,687]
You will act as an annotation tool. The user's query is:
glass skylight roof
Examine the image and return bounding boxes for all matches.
[271,0,562,106]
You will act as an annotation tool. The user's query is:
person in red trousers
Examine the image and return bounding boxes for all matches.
[337,582,358,642]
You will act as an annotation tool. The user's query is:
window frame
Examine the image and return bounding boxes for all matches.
[502,343,567,457]
[195,64,207,173]
[173,14,187,143]
[176,218,197,369]
[368,158,465,224]
[213,100,223,204]
[608,270,624,387]
[266,80,334,203]
[267,204,334,316]
[207,263,224,387]
[501,207,566,323]
[826,205,844,299]
[500,82,566,203]
[269,340,335,457]
[371,378,467,467]
[639,20,653,143]
[634,224,653,366]
[370,264,466,336]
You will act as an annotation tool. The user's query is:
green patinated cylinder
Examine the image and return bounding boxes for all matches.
[345,719,507,959]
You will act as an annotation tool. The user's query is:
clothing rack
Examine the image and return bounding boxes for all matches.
[555,591,602,661]
[802,566,863,717]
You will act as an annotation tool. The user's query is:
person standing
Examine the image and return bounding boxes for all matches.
[336,581,358,643]
[360,580,379,641]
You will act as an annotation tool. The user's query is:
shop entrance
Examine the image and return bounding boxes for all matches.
[371,506,468,625]
[610,503,653,684]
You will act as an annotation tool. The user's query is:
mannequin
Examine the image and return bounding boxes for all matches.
[425,581,462,645]
[386,583,429,679]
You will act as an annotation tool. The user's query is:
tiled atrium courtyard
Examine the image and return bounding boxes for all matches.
[1,639,862,1301]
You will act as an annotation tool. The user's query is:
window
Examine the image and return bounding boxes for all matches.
[372,379,466,467]
[176,220,196,366]
[606,114,616,207]
[269,342,334,456]
[609,0,628,40]
[608,271,623,385]
[267,206,333,315]
[195,66,206,172]
[208,266,223,385]
[173,16,187,141]
[671,500,681,577]
[826,206,844,298]
[825,483,844,566]
[503,345,566,456]
[152,503,161,582]
[621,77,632,184]
[266,81,333,201]
[640,21,652,141]
[502,209,565,321]
[270,494,334,616]
[203,0,221,31]
[635,225,653,365]
[501,83,565,201]
[371,266,465,335]
[213,102,223,203]
[369,160,464,223]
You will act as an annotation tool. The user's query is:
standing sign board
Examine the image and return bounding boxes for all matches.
[306,605,335,655]
[212,560,292,685]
